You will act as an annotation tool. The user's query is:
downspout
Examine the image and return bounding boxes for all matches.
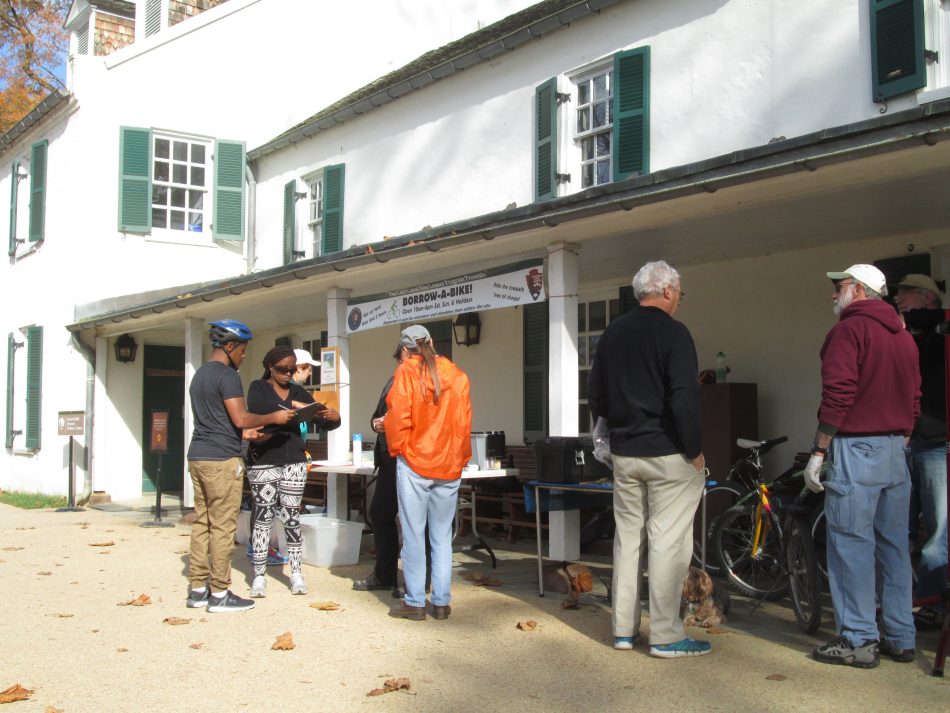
[70,332,95,505]
[245,163,257,274]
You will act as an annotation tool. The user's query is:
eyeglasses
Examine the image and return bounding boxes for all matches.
[833,280,855,293]
[271,365,296,375]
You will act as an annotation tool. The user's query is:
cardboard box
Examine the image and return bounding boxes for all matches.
[299,514,364,567]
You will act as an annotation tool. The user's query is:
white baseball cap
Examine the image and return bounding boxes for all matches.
[826,264,887,295]
[293,348,320,366]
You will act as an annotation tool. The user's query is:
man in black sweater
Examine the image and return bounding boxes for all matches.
[588,260,709,658]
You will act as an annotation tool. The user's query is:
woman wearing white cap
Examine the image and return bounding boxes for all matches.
[384,325,472,620]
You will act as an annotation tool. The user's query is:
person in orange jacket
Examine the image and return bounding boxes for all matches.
[385,324,472,620]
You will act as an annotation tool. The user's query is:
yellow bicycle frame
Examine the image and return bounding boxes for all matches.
[751,483,773,558]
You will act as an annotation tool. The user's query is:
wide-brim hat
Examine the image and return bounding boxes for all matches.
[896,273,942,298]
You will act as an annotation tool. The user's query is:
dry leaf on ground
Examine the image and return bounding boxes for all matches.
[272,631,295,650]
[174,550,188,555]
[560,598,580,610]
[1,547,23,552]
[189,643,203,650]
[163,617,191,626]
[0,684,33,703]
[765,673,787,681]
[45,706,64,713]
[55,613,73,619]
[116,648,129,653]
[463,572,503,586]
[366,677,411,697]
[37,571,52,576]
[309,601,340,611]
[15,527,35,530]
[516,620,538,631]
[705,626,728,635]
[117,593,151,607]
[89,541,114,547]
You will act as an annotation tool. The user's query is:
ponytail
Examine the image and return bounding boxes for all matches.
[415,338,441,404]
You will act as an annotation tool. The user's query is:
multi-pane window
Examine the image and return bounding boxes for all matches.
[307,175,324,258]
[577,297,622,434]
[151,136,209,233]
[574,67,613,188]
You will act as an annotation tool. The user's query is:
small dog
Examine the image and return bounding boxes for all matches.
[680,566,727,627]
[543,562,594,607]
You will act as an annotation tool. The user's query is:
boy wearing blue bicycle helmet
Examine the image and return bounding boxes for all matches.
[186,319,294,613]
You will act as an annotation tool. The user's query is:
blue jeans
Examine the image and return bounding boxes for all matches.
[908,440,949,601]
[825,435,915,649]
[396,457,460,608]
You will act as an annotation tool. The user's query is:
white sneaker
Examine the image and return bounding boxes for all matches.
[290,573,308,595]
[250,575,267,598]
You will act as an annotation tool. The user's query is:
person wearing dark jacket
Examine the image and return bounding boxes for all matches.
[805,264,920,668]
[588,260,709,658]
[246,346,340,598]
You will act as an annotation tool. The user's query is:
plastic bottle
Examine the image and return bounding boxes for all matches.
[352,433,362,466]
[715,352,727,383]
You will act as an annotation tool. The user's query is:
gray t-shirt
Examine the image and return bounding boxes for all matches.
[187,360,244,461]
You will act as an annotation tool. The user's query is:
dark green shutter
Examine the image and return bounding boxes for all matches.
[870,0,926,100]
[612,47,650,181]
[523,301,549,443]
[283,180,296,264]
[24,326,42,450]
[28,141,47,242]
[5,333,15,449]
[322,164,344,254]
[535,78,558,201]
[118,127,151,233]
[8,160,18,257]
[213,140,245,241]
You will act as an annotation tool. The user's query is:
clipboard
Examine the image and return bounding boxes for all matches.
[289,401,327,421]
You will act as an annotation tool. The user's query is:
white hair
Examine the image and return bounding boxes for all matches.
[632,260,681,301]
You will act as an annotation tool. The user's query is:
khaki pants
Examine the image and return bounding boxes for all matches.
[188,457,244,593]
[611,453,704,645]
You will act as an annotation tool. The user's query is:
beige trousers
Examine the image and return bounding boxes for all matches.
[188,457,245,593]
[611,453,704,645]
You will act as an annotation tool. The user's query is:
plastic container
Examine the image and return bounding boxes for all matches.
[470,431,506,469]
[235,510,287,551]
[298,514,364,567]
[534,436,610,483]
[715,352,727,383]
[352,433,362,466]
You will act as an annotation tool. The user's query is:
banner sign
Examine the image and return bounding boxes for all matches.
[346,259,545,334]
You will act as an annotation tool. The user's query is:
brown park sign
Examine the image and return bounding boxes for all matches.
[57,412,84,436]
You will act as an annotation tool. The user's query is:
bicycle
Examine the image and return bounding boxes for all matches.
[709,436,826,633]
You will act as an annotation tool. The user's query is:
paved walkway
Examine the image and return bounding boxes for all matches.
[1,502,947,712]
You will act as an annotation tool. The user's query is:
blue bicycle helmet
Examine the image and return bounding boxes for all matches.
[209,319,253,347]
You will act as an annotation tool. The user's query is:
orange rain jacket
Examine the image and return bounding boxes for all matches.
[385,354,472,480]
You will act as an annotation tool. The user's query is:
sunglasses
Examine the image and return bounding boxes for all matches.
[271,365,296,376]
[833,279,855,293]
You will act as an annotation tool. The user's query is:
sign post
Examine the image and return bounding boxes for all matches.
[142,410,174,528]
[56,412,85,512]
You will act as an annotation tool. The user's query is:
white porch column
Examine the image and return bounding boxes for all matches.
[325,288,352,519]
[92,336,108,495]
[546,242,581,561]
[182,318,203,509]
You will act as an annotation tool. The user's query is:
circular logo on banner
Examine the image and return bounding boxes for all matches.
[347,307,363,331]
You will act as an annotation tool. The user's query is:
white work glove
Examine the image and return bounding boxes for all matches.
[803,453,824,493]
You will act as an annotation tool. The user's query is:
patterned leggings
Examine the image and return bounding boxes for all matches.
[246,461,308,577]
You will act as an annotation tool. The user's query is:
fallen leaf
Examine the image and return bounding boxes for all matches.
[99,551,111,555]
[198,617,208,623]
[366,677,411,697]
[117,594,152,607]
[15,526,35,530]
[516,620,538,631]
[189,643,203,650]
[272,631,295,650]
[1,547,23,552]
[560,599,580,610]
[705,626,728,635]
[464,572,503,587]
[0,560,5,564]
[116,648,129,653]
[0,684,33,703]
[55,613,73,619]
[309,601,341,611]
[163,617,191,626]
[38,571,52,576]
[45,706,64,713]
[765,673,787,681]
[174,550,188,555]
[89,541,115,547]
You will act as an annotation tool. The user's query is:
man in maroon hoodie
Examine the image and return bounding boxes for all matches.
[804,264,921,668]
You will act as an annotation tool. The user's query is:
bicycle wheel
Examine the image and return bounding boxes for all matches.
[692,482,747,575]
[786,517,823,633]
[810,509,827,582]
[711,503,788,600]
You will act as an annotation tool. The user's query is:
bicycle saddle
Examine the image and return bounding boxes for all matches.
[736,436,788,452]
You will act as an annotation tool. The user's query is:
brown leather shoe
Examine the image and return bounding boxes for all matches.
[389,601,426,620]
[428,603,451,620]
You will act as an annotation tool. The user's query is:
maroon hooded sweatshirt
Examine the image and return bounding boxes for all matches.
[818,298,920,437]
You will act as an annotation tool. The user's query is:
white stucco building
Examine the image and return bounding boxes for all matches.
[3,0,950,556]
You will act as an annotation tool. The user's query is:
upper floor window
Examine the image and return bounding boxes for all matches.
[151,135,210,234]
[308,174,324,258]
[573,66,614,189]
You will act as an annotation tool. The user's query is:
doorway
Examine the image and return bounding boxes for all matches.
[141,345,185,494]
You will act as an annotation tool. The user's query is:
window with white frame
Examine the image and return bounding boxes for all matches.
[151,134,210,234]
[577,296,623,435]
[307,174,324,259]
[923,0,950,95]
[572,64,614,189]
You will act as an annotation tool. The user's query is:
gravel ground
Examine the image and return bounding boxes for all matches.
[1,501,948,713]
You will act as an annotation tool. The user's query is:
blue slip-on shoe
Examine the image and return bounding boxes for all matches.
[650,638,712,658]
[613,635,638,650]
